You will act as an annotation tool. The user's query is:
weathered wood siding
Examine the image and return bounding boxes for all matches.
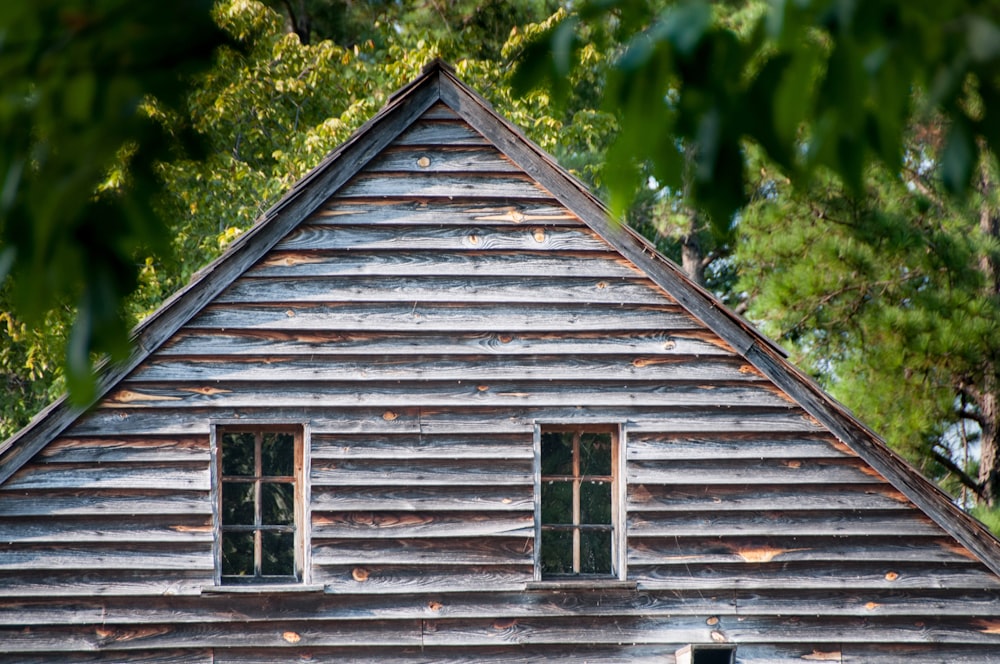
[2,103,999,663]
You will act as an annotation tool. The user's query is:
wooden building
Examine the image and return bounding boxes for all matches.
[2,59,1000,663]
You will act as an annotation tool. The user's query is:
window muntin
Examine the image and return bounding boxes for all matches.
[538,428,621,578]
[218,429,302,584]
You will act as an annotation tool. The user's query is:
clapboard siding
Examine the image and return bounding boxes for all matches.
[276,223,612,251]
[215,275,674,305]
[309,201,582,226]
[365,146,522,173]
[249,250,641,278]
[3,80,999,664]
[159,330,731,357]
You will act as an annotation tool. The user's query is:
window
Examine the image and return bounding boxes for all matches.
[536,425,624,579]
[215,427,305,584]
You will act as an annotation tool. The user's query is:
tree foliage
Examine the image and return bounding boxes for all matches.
[738,146,1000,503]
[0,0,224,406]
[516,0,1000,228]
[518,0,1000,513]
[0,0,617,438]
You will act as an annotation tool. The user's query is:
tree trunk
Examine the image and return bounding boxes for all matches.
[282,0,312,44]
[979,382,999,506]
[680,227,706,288]
[977,159,1000,506]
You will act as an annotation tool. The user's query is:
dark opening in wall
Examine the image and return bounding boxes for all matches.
[675,644,736,664]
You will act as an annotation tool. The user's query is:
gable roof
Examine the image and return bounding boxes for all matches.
[4,58,1000,577]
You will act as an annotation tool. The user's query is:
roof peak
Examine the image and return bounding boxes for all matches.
[421,57,456,75]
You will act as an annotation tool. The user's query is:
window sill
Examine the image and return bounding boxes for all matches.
[526,579,637,591]
[202,584,325,595]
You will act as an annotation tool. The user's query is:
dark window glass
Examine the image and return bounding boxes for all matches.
[580,481,611,524]
[220,430,298,583]
[539,429,615,577]
[222,432,255,476]
[222,532,254,577]
[540,481,572,524]
[262,532,295,576]
[262,483,294,525]
[540,530,574,575]
[221,483,254,525]
[262,432,295,476]
[580,530,612,574]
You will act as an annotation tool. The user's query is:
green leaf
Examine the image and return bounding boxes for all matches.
[967,16,1000,63]
[941,118,975,196]
[658,1,712,57]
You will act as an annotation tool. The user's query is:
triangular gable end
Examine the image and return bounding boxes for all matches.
[3,58,1000,587]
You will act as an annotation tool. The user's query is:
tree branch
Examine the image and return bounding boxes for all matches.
[931,447,987,502]
[957,407,987,427]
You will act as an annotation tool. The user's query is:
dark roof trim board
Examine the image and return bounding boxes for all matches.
[4,59,1000,577]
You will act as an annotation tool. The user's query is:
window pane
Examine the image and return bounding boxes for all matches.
[222,432,255,476]
[541,432,573,475]
[540,481,573,524]
[580,432,612,475]
[222,482,255,525]
[222,532,254,576]
[262,482,295,525]
[580,529,612,574]
[541,530,574,575]
[580,481,611,524]
[262,531,295,576]
[262,432,294,476]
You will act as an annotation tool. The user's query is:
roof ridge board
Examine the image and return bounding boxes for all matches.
[0,67,443,484]
[435,65,1000,577]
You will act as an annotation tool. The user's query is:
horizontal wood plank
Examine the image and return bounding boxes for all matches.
[0,543,213,571]
[215,275,671,306]
[249,250,640,278]
[4,463,210,491]
[627,432,851,460]
[102,381,796,410]
[317,564,531,594]
[392,120,488,146]
[69,406,824,437]
[276,224,609,252]
[628,535,977,565]
[0,619,423,652]
[0,515,211,544]
[337,171,553,199]
[628,483,912,512]
[128,356,764,386]
[0,489,209,517]
[628,457,883,485]
[312,537,532,566]
[187,302,701,333]
[311,433,532,460]
[311,511,533,539]
[311,458,533,487]
[159,330,729,358]
[632,560,1000,590]
[0,569,209,597]
[36,437,207,463]
[735,588,1000,617]
[311,485,532,512]
[364,146,520,173]
[309,201,580,227]
[628,509,940,537]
